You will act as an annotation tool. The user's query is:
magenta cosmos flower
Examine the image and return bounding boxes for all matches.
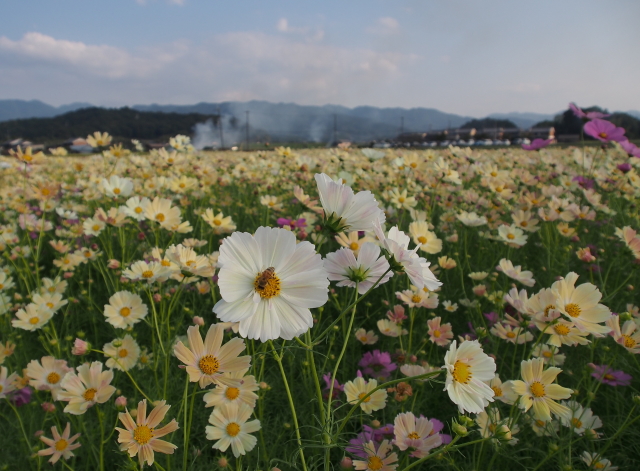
[620,140,640,158]
[588,363,632,386]
[583,119,626,143]
[522,138,552,151]
[358,350,397,379]
[569,103,610,120]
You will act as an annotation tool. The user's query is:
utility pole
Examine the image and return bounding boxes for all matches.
[333,114,337,145]
[245,110,250,151]
[217,105,224,149]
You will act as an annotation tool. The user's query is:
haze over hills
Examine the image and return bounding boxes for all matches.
[0,99,636,144]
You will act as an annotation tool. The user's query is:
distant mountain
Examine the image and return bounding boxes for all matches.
[132,100,475,142]
[626,110,640,120]
[0,99,93,122]
[487,112,556,129]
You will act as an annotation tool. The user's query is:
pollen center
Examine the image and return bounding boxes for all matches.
[134,425,154,445]
[198,355,220,375]
[226,422,241,437]
[367,456,383,470]
[452,360,472,384]
[118,349,128,358]
[358,392,371,403]
[142,270,154,279]
[622,335,636,349]
[47,372,61,384]
[254,270,281,299]
[553,324,570,336]
[571,418,583,428]
[407,431,420,439]
[411,295,421,303]
[54,439,68,451]
[506,332,516,338]
[530,381,545,398]
[349,242,359,250]
[418,236,427,244]
[120,307,131,317]
[598,132,608,139]
[565,303,581,318]
[83,388,97,401]
[29,317,40,325]
[492,386,503,397]
[155,213,165,222]
[507,233,515,240]
[225,387,240,400]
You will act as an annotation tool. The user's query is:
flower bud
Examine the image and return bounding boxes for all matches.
[452,421,468,437]
[107,259,121,269]
[192,316,205,326]
[340,457,354,469]
[41,402,55,413]
[218,457,228,468]
[115,396,128,410]
[72,338,89,355]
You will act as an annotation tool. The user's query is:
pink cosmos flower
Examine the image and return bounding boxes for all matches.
[427,317,453,347]
[393,412,443,458]
[386,305,407,323]
[583,119,626,143]
[588,363,632,386]
[620,140,640,158]
[522,139,552,151]
[569,103,610,120]
[358,350,397,379]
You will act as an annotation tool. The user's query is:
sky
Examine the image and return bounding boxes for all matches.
[1,0,639,117]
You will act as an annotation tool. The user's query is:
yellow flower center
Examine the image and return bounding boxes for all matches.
[120,307,131,317]
[490,171,498,177]
[553,324,570,336]
[225,387,240,400]
[142,270,154,278]
[544,304,556,316]
[0,284,3,289]
[198,355,220,375]
[92,224,100,231]
[571,418,583,428]
[521,221,528,227]
[398,197,405,203]
[623,335,636,349]
[349,242,359,250]
[407,431,420,439]
[83,388,97,401]
[155,213,165,222]
[134,425,154,445]
[360,336,369,342]
[492,386,502,397]
[118,348,128,358]
[226,422,241,437]
[598,132,608,139]
[418,236,427,244]
[55,439,68,451]
[507,233,515,240]
[161,260,171,266]
[254,270,281,299]
[565,303,581,318]
[542,351,553,358]
[603,373,615,381]
[358,392,371,403]
[506,332,516,338]
[452,360,472,384]
[530,381,546,398]
[135,207,143,214]
[0,385,3,393]
[84,251,92,258]
[367,456,383,470]
[46,302,54,309]
[535,420,546,427]
[114,188,121,195]
[29,317,40,325]
[411,295,422,303]
[594,463,605,470]
[47,372,61,384]
[213,219,222,226]
[434,330,441,338]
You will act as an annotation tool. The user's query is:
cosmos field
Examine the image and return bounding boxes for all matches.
[1,115,640,471]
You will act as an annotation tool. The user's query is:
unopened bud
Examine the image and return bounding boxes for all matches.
[115,396,128,410]
[340,457,353,469]
[218,457,228,467]
[192,316,204,326]
[452,421,468,437]
[72,338,89,355]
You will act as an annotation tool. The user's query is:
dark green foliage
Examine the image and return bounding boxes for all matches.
[460,118,518,129]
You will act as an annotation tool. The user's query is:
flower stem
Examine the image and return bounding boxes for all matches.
[268,340,308,471]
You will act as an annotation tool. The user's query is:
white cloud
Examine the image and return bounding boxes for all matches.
[277,18,289,32]
[0,32,186,79]
[368,17,400,35]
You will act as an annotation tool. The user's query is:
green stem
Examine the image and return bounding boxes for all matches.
[268,340,308,471]
[400,436,490,471]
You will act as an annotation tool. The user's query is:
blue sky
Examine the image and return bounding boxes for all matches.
[1,0,639,117]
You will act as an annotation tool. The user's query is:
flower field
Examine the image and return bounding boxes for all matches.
[1,116,640,470]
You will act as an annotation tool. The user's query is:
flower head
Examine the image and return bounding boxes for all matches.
[588,363,632,386]
[205,402,261,458]
[584,119,626,143]
[58,361,116,415]
[324,243,392,294]
[37,423,81,464]
[116,399,179,467]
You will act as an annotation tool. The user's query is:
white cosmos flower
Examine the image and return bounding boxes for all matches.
[122,196,150,221]
[373,220,442,292]
[213,227,329,342]
[104,291,148,329]
[442,340,496,414]
[314,173,385,232]
[323,243,391,294]
[101,175,133,198]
